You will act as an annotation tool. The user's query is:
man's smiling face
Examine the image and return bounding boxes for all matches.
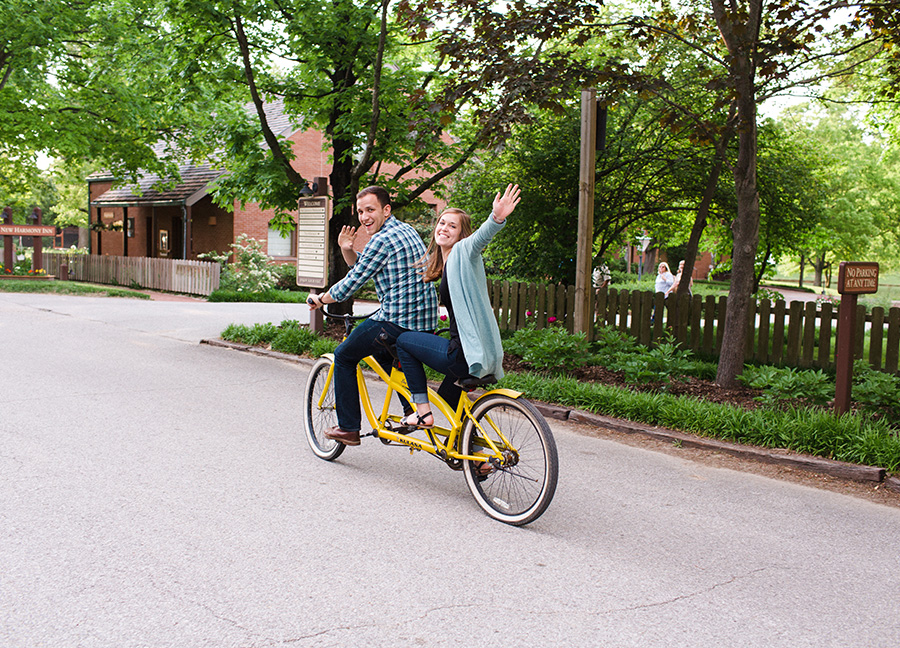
[356,193,391,236]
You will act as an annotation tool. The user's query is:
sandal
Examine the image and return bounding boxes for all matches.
[402,411,434,430]
[475,461,494,481]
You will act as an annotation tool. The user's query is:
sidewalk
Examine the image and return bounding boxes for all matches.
[141,290,206,302]
[769,286,823,304]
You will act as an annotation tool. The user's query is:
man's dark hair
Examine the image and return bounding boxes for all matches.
[356,186,392,209]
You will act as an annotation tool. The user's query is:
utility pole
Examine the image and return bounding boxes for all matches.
[574,88,597,339]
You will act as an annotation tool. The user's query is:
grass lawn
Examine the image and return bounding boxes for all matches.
[0,279,151,299]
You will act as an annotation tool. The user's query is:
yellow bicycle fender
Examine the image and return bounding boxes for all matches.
[477,388,522,400]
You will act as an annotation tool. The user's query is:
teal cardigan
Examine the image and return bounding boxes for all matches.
[444,215,505,379]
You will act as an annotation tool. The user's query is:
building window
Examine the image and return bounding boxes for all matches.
[267,225,294,257]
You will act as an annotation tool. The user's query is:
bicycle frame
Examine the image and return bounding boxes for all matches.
[315,352,522,464]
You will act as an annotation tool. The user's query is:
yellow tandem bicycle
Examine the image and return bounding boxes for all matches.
[303,309,558,526]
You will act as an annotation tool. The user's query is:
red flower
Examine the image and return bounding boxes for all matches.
[548,316,557,323]
[439,314,448,321]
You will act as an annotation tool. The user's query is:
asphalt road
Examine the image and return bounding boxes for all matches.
[2,293,899,647]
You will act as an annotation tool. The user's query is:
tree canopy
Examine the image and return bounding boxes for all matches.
[0,0,203,194]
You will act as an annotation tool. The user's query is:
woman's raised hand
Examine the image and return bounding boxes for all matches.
[492,184,521,223]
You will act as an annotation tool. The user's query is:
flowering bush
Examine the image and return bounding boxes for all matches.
[815,293,840,308]
[0,258,35,275]
[200,235,277,293]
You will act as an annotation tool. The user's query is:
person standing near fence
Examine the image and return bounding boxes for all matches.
[655,262,675,295]
[667,259,694,297]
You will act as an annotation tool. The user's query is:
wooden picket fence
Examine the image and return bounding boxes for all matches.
[42,252,221,296]
[486,279,900,374]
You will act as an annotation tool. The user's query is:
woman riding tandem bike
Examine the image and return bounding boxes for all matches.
[305,185,558,525]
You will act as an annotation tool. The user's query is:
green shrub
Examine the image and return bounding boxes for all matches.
[221,323,253,343]
[200,234,278,293]
[208,288,308,303]
[505,324,591,372]
[242,322,279,346]
[739,365,833,406]
[272,263,300,291]
[601,332,693,390]
[591,325,639,356]
[853,361,900,423]
[271,323,318,354]
[308,338,339,357]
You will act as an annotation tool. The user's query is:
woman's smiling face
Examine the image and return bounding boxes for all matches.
[434,211,463,250]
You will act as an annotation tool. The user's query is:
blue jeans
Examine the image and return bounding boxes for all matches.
[395,332,471,408]
[334,318,410,432]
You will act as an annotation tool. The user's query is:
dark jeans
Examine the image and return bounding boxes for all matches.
[395,331,471,411]
[334,318,410,432]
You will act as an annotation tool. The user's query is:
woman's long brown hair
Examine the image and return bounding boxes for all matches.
[419,208,474,282]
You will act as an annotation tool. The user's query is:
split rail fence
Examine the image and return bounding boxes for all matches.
[486,279,900,374]
[42,252,220,297]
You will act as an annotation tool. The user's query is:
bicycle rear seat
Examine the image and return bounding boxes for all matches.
[456,375,497,391]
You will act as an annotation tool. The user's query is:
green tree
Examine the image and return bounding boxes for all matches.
[451,98,712,284]
[782,102,900,282]
[161,0,602,292]
[593,0,896,387]
[1,0,204,188]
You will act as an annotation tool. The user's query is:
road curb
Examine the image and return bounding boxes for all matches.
[562,407,886,484]
[203,337,894,488]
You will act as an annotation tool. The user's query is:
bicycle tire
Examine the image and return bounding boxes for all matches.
[461,394,558,525]
[304,356,346,461]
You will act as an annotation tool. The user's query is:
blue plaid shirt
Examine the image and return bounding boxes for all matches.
[329,216,438,331]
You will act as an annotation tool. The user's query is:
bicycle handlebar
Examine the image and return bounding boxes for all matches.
[306,297,371,321]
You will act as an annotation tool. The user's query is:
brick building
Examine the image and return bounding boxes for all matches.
[88,101,442,264]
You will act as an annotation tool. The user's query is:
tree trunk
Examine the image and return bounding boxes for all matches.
[813,250,825,287]
[713,0,762,388]
[326,133,355,315]
[798,252,805,288]
[676,150,728,298]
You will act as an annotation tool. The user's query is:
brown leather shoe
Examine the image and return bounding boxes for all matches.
[325,426,361,446]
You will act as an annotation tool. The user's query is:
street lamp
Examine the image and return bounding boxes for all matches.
[637,235,651,280]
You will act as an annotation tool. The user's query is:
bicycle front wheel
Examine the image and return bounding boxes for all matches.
[461,394,558,525]
[304,357,345,461]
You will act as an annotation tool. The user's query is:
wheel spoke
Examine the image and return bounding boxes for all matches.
[462,395,558,525]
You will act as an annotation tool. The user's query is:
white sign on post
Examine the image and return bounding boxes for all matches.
[295,197,330,289]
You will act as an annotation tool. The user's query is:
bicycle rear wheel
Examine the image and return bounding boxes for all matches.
[304,357,345,461]
[461,394,558,525]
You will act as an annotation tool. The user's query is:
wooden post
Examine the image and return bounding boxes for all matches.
[30,208,44,271]
[834,261,879,416]
[834,293,857,415]
[574,88,596,340]
[2,206,13,271]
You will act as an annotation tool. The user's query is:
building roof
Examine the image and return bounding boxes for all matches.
[90,98,301,208]
[91,162,224,208]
